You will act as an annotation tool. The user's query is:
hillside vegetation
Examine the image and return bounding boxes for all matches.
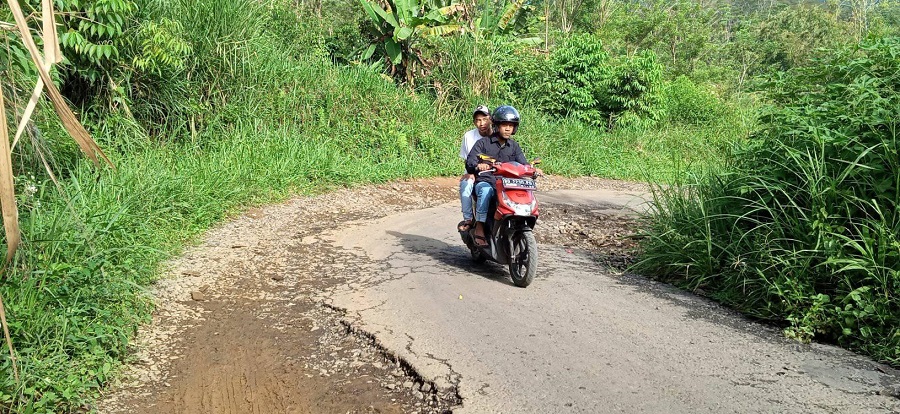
[636,36,900,366]
[0,0,898,411]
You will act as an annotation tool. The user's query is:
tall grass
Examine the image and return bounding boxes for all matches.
[423,36,505,114]
[635,37,900,366]
[515,114,743,179]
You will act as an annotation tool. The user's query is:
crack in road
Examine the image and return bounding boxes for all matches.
[323,301,463,410]
[99,178,470,413]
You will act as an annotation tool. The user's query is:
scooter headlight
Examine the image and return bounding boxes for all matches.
[501,192,536,216]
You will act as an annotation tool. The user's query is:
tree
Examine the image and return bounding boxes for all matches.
[357,0,464,82]
[750,4,850,71]
[597,0,725,76]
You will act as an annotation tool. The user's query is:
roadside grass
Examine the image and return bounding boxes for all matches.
[518,120,742,180]
[636,142,900,366]
[633,37,900,367]
[0,122,449,412]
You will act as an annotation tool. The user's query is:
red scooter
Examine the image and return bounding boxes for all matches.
[460,155,541,287]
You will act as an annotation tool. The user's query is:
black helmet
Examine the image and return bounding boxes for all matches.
[491,105,520,135]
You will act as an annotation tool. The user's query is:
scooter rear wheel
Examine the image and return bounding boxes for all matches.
[471,247,487,264]
[462,232,487,263]
[509,231,537,287]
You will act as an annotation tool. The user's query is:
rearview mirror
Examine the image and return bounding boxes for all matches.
[531,158,542,165]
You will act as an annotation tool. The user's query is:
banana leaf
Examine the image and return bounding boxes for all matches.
[395,26,414,40]
[393,0,419,26]
[385,38,402,64]
[419,23,462,37]
[358,0,398,30]
[423,3,464,22]
[362,44,377,59]
[499,0,524,29]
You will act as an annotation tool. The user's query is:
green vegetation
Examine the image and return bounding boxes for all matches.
[1,0,899,411]
[636,36,900,365]
[498,33,666,129]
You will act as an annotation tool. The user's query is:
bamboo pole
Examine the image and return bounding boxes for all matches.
[0,85,20,386]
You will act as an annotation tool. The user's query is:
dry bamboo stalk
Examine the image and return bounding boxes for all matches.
[42,0,61,65]
[0,86,21,384]
[12,0,62,148]
[0,86,21,262]
[12,78,45,150]
[7,0,113,168]
[0,293,18,385]
[13,0,60,148]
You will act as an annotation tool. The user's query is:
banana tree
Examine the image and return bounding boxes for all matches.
[476,0,533,36]
[358,0,464,82]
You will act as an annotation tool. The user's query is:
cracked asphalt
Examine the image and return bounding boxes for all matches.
[99,177,900,414]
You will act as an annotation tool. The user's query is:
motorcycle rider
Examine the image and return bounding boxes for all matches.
[458,105,492,232]
[465,105,542,247]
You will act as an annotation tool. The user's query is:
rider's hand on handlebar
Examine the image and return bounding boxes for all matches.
[476,163,493,171]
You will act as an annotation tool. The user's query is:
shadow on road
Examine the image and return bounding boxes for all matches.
[385,231,515,287]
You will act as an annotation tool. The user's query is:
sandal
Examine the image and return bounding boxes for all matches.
[473,234,489,247]
[457,219,473,232]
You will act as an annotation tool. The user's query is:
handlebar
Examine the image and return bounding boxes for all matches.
[476,164,541,178]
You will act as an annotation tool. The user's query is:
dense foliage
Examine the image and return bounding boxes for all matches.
[497,34,665,129]
[637,37,900,364]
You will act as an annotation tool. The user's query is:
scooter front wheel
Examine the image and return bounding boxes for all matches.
[509,231,537,287]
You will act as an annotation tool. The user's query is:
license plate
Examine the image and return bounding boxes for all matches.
[501,178,536,189]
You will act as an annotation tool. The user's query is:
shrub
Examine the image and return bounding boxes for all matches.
[55,0,138,84]
[323,22,369,64]
[662,76,722,125]
[545,33,612,125]
[497,34,665,130]
[602,50,664,129]
[493,39,551,106]
[636,36,900,365]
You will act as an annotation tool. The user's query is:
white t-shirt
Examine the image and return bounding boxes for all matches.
[459,128,488,161]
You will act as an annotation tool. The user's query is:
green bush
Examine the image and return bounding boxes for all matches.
[545,34,612,125]
[496,34,665,130]
[662,76,722,125]
[602,50,664,129]
[323,22,369,64]
[493,39,550,106]
[54,0,138,83]
[636,36,900,365]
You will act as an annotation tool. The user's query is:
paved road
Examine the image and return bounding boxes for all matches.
[325,189,900,413]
